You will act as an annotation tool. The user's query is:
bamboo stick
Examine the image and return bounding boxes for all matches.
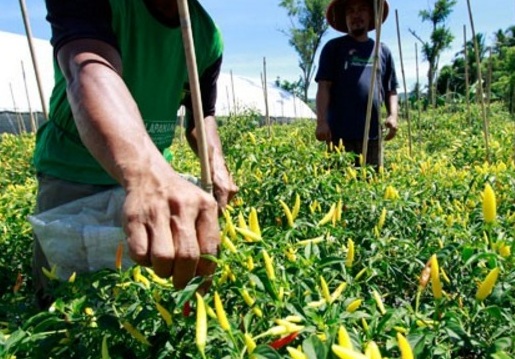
[9,82,26,133]
[466,0,490,163]
[18,0,48,121]
[262,57,271,131]
[177,0,212,194]
[20,61,36,133]
[486,46,493,114]
[362,0,385,168]
[395,9,413,158]
[415,42,421,132]
[464,25,471,123]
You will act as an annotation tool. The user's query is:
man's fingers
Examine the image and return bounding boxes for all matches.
[125,219,151,267]
[148,213,174,278]
[170,214,200,289]
[195,199,220,292]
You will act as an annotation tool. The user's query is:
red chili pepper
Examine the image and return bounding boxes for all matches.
[269,331,299,350]
[183,301,191,317]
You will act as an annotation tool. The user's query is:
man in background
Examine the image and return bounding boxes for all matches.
[315,0,398,168]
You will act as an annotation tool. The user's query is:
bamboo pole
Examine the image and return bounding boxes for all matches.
[466,0,490,163]
[230,70,237,114]
[19,0,48,121]
[20,61,36,132]
[486,46,493,114]
[395,9,413,158]
[177,0,212,194]
[262,57,271,131]
[464,25,471,123]
[362,0,385,168]
[415,42,421,131]
[9,82,26,133]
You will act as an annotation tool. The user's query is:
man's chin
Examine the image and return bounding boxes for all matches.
[350,28,367,37]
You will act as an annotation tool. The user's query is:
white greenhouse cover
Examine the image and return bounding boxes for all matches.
[0,30,315,119]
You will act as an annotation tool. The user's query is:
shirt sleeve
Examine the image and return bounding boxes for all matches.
[182,55,222,126]
[45,0,118,56]
[315,41,335,82]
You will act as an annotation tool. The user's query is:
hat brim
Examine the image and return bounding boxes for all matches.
[326,0,389,33]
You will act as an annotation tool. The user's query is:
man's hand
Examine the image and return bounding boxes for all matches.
[122,168,220,291]
[210,158,238,213]
[384,115,398,141]
[315,121,332,142]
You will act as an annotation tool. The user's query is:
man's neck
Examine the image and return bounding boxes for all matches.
[349,33,369,42]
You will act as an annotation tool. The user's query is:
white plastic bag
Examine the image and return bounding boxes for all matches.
[28,187,135,281]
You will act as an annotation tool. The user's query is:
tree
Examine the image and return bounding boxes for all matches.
[409,0,457,107]
[279,0,331,102]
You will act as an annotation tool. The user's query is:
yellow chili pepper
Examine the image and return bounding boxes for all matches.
[249,207,261,236]
[195,292,207,356]
[345,239,355,268]
[253,307,263,317]
[330,282,348,303]
[318,203,336,226]
[337,326,353,350]
[115,242,123,271]
[287,346,308,359]
[430,254,443,299]
[244,333,256,354]
[213,291,230,332]
[262,249,276,280]
[396,333,414,359]
[320,276,332,303]
[307,299,326,308]
[279,199,295,227]
[476,267,500,301]
[222,210,237,240]
[122,321,150,346]
[364,341,382,359]
[235,227,262,242]
[247,132,256,144]
[361,318,369,332]
[335,199,342,222]
[372,289,386,315]
[331,344,368,359]
[221,235,237,253]
[297,236,325,246]
[68,272,76,283]
[346,299,362,313]
[237,212,248,229]
[241,289,256,307]
[246,256,255,271]
[482,183,497,224]
[155,302,172,327]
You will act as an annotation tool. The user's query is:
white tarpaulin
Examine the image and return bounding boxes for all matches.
[0,30,315,119]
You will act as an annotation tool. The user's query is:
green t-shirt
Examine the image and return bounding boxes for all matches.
[34,0,223,185]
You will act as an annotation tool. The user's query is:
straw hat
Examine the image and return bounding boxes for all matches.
[326,0,390,33]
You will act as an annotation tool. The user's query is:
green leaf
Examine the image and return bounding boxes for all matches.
[302,334,327,359]
[174,276,204,308]
[252,344,282,359]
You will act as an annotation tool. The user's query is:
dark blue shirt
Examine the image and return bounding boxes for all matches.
[315,35,398,141]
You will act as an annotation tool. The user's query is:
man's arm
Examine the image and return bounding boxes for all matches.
[384,90,398,141]
[315,80,332,142]
[57,39,220,289]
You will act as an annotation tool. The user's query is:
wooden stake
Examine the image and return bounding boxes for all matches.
[20,61,36,133]
[177,0,212,194]
[9,82,26,133]
[19,0,48,121]
[463,25,471,123]
[415,42,421,132]
[262,57,271,131]
[362,0,385,168]
[395,9,413,158]
[466,0,490,163]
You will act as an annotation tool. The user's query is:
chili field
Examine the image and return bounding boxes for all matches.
[0,104,514,358]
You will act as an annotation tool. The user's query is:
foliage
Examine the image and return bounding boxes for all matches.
[410,0,457,106]
[1,103,515,358]
[278,0,331,102]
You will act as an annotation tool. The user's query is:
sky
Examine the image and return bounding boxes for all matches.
[1,0,514,99]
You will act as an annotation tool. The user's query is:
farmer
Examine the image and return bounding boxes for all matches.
[315,0,399,168]
[32,0,238,308]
